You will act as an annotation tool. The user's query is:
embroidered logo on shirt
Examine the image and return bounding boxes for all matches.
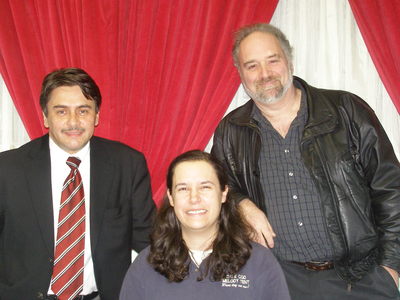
[221,274,250,289]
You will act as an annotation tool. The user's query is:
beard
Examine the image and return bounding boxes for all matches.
[243,72,293,104]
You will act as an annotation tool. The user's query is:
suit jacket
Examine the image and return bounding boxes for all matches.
[0,135,156,300]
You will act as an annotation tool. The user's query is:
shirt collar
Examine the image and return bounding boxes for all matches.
[49,137,90,163]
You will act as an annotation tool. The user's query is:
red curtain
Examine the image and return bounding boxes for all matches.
[349,0,400,114]
[0,0,278,205]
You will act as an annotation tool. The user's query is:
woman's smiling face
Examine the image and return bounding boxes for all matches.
[167,160,227,239]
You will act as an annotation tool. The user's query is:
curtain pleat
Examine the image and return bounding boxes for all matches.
[348,0,400,114]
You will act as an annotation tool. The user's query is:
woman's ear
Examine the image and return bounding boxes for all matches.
[167,189,174,207]
[221,186,228,203]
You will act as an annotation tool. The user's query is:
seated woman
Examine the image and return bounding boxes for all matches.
[120,150,291,300]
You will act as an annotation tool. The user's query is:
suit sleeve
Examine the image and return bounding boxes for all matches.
[130,154,156,252]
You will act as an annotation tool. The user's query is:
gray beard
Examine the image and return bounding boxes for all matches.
[244,74,293,104]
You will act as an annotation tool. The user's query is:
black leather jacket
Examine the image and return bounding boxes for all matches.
[212,76,400,282]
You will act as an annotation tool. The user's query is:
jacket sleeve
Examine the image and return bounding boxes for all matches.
[349,95,400,272]
[130,153,156,252]
[211,121,250,204]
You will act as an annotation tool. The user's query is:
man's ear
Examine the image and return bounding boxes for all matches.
[43,112,49,128]
[95,112,100,126]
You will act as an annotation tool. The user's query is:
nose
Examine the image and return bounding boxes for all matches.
[260,64,272,79]
[189,188,200,203]
[67,112,79,126]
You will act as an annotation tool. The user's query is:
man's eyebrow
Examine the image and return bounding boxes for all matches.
[51,104,93,109]
[243,59,257,66]
[267,53,280,59]
[243,54,281,66]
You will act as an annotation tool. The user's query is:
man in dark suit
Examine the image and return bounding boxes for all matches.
[0,68,156,300]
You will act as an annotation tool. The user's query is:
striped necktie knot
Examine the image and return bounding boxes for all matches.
[66,157,81,169]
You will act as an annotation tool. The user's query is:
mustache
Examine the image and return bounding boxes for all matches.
[256,77,278,85]
[61,127,84,132]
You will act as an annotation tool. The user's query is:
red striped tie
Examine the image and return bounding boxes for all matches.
[51,157,85,300]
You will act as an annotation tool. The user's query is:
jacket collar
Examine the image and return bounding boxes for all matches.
[228,99,257,126]
[296,76,339,140]
[89,136,115,251]
[26,135,54,256]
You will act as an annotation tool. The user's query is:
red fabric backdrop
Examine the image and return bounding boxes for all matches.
[349,0,400,114]
[0,0,278,205]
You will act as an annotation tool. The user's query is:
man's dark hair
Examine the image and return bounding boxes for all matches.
[40,67,102,115]
[148,150,254,282]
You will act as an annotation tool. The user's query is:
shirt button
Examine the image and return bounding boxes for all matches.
[288,172,294,176]
[284,149,290,153]
[298,221,303,227]
[293,195,298,200]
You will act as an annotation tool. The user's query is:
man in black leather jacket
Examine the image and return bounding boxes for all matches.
[212,23,400,300]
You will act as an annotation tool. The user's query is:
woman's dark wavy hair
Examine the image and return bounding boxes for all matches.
[148,150,254,282]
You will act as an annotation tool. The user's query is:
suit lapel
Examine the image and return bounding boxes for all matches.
[89,137,114,251]
[25,135,54,256]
